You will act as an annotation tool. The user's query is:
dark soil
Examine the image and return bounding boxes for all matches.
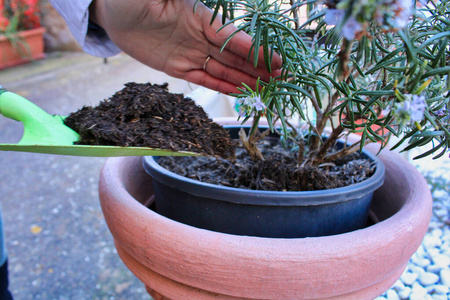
[63,83,236,159]
[158,137,376,191]
[64,81,375,191]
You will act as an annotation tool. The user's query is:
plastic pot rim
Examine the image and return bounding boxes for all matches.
[143,140,385,207]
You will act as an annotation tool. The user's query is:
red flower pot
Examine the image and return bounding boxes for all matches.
[0,27,45,70]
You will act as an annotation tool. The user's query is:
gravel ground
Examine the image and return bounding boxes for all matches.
[0,51,448,300]
[377,155,450,300]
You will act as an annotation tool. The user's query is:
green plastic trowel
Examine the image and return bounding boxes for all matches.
[0,87,199,157]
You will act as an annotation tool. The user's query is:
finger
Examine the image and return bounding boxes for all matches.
[221,30,283,70]
[184,70,242,95]
[203,57,259,89]
[209,45,281,82]
[201,7,283,71]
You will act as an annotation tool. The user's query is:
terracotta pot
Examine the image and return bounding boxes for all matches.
[0,27,45,70]
[99,133,432,299]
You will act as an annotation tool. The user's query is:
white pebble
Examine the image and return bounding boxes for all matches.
[426,264,443,274]
[427,247,440,258]
[397,286,411,300]
[429,221,442,230]
[416,245,427,257]
[419,272,440,286]
[423,235,442,249]
[442,229,450,241]
[409,264,426,276]
[441,241,450,250]
[431,228,443,237]
[431,295,447,300]
[434,208,448,219]
[413,257,431,268]
[439,268,450,287]
[432,284,449,294]
[409,292,428,300]
[426,285,435,293]
[391,280,405,292]
[431,254,450,268]
[411,282,428,297]
[385,289,400,300]
[401,271,418,286]
[435,193,449,202]
[441,248,450,258]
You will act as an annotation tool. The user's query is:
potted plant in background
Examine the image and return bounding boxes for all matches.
[98,0,447,298]
[0,0,45,69]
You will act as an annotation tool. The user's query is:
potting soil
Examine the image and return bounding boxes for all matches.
[64,82,236,159]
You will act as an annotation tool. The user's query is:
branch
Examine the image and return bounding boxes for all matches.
[289,0,300,30]
[310,91,340,151]
[311,124,344,165]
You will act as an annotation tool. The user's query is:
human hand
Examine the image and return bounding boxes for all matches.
[90,0,282,94]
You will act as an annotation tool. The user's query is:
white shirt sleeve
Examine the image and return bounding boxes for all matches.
[48,0,121,57]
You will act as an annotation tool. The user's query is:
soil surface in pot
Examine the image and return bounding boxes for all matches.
[65,82,375,191]
[63,82,236,159]
[158,138,376,191]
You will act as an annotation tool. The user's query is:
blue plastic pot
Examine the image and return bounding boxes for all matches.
[143,126,385,238]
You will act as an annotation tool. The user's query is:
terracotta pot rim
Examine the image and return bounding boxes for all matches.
[0,27,45,41]
[108,154,426,243]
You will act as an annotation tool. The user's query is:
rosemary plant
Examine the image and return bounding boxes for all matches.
[201,0,450,166]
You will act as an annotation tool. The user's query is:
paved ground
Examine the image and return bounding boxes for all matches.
[0,52,197,300]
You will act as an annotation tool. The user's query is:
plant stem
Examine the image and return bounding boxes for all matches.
[312,124,344,164]
[289,0,300,30]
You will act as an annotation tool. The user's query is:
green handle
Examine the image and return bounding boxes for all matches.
[0,89,79,145]
[0,90,52,123]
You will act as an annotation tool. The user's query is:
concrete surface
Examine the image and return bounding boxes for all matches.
[0,52,198,300]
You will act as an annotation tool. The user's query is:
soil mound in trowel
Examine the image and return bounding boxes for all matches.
[64,82,236,159]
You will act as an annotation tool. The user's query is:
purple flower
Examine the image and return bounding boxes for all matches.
[391,0,413,29]
[395,100,411,119]
[324,9,362,40]
[234,95,265,117]
[394,94,427,126]
[410,95,427,122]
[324,9,345,26]
[234,98,247,117]
[342,17,362,40]
[251,95,266,111]
[435,109,446,118]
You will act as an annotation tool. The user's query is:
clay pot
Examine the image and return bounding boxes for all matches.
[99,141,432,299]
[0,27,45,70]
